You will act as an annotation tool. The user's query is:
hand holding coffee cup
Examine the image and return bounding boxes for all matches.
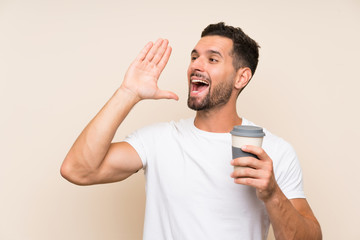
[230,125,265,170]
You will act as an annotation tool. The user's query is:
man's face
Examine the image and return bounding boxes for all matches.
[187,35,237,111]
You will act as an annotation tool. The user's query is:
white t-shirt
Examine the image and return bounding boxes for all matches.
[125,118,305,240]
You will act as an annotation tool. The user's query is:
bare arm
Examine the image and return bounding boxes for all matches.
[267,194,321,239]
[61,39,178,185]
[231,145,322,239]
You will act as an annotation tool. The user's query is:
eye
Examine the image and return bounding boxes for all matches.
[191,56,198,61]
[209,58,218,63]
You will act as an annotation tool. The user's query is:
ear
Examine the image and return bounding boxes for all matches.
[234,67,252,90]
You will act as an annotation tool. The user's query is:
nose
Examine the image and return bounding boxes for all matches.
[189,57,205,72]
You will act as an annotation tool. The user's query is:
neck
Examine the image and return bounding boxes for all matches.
[194,100,242,133]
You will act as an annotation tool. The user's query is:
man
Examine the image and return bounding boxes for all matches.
[61,22,322,239]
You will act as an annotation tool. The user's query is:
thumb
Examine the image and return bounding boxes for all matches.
[154,89,179,101]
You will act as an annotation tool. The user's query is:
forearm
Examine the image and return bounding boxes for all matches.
[265,187,322,240]
[61,39,176,184]
[61,87,139,181]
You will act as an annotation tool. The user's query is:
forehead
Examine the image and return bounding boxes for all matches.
[192,35,233,56]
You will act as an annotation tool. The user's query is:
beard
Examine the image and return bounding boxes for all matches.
[187,78,234,111]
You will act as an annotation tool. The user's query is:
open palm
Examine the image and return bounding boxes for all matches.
[121,39,178,101]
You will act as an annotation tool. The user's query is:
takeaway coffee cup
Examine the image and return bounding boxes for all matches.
[230,125,265,169]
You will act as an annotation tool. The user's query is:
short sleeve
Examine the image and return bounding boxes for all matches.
[273,141,306,199]
[124,130,148,169]
[123,122,172,170]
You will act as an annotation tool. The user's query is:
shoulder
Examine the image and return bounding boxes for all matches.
[124,118,194,168]
[128,118,194,138]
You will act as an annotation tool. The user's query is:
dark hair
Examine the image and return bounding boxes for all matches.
[201,22,260,77]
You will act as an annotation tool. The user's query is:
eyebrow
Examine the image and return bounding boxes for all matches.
[191,49,224,58]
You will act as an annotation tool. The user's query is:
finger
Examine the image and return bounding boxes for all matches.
[145,38,164,62]
[154,89,179,101]
[135,41,153,62]
[231,157,261,169]
[234,177,262,188]
[241,145,267,160]
[151,39,169,65]
[231,167,264,179]
[234,175,275,198]
[157,45,172,74]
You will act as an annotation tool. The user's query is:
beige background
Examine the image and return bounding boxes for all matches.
[1,0,359,239]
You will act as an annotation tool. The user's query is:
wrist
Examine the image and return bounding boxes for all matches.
[262,184,284,205]
[117,86,141,104]
[263,186,288,207]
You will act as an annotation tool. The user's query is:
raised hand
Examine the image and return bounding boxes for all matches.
[120,38,179,102]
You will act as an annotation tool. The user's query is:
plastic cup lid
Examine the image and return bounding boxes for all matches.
[230,125,265,137]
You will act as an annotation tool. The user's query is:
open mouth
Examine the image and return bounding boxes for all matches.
[190,73,210,96]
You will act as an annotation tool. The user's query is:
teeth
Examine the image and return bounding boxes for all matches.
[192,79,209,85]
